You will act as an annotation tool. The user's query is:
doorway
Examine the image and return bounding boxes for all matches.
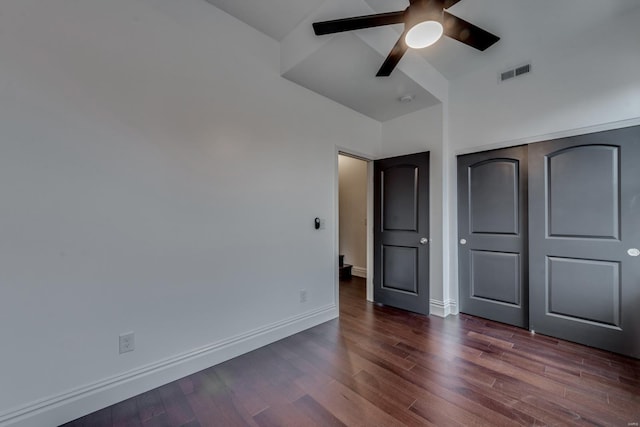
[338,154,369,300]
[337,151,431,316]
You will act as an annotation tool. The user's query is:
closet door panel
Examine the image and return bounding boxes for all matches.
[529,126,640,358]
[458,146,528,328]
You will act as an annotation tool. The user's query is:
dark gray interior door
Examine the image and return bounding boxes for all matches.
[457,146,529,328]
[374,152,429,315]
[529,126,640,359]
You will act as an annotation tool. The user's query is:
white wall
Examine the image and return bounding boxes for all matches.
[338,155,367,275]
[0,0,382,425]
[450,6,640,151]
[380,104,448,315]
[445,6,640,309]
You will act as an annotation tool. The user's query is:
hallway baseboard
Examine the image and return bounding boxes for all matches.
[351,266,366,278]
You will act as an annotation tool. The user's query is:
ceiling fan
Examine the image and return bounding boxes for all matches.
[312,0,499,76]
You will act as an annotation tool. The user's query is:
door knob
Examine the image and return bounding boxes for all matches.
[628,248,640,257]
[460,239,467,245]
[420,238,429,245]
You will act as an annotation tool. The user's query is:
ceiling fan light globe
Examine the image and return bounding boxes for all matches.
[405,20,443,49]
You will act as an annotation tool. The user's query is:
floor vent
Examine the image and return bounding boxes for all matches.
[499,62,531,83]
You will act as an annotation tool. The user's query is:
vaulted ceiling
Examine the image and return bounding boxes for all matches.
[205,0,640,122]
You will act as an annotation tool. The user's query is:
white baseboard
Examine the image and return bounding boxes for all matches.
[430,299,457,317]
[351,266,366,278]
[0,305,338,427]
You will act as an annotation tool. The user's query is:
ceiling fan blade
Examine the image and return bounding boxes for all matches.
[443,11,499,51]
[376,33,408,77]
[313,11,405,36]
[443,0,462,9]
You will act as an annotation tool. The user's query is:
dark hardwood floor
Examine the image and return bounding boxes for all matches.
[65,277,640,426]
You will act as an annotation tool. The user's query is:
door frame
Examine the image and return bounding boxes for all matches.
[335,148,375,307]
[335,148,432,312]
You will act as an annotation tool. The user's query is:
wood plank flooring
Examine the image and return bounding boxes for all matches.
[64,277,640,426]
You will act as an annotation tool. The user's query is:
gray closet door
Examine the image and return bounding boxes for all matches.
[457,146,529,328]
[529,126,640,359]
[374,152,430,315]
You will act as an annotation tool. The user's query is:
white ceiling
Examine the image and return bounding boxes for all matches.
[204,0,326,41]
[283,33,440,121]
[205,0,640,121]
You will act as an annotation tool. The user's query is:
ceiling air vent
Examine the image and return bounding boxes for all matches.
[499,62,531,83]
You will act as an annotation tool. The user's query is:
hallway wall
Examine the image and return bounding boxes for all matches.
[338,155,368,276]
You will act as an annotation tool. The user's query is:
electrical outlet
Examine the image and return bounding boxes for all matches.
[300,289,308,303]
[119,332,135,354]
